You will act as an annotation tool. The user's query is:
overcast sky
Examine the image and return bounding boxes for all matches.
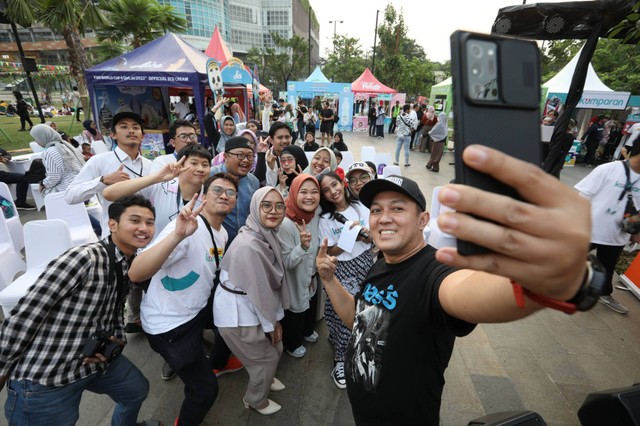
[307,0,592,63]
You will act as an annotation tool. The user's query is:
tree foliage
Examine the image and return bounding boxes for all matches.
[245,33,309,94]
[322,35,368,83]
[97,0,187,49]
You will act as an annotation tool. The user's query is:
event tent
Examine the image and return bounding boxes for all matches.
[429,77,453,116]
[305,66,331,83]
[351,68,396,94]
[85,33,210,146]
[205,26,232,63]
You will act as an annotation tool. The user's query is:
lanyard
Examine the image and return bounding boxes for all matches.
[199,214,222,290]
[114,151,143,178]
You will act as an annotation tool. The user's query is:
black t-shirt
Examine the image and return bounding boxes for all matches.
[346,245,476,425]
[304,141,320,152]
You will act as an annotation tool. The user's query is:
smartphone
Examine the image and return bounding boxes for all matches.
[450,31,542,255]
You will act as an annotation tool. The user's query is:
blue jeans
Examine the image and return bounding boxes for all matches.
[5,355,148,426]
[395,135,411,164]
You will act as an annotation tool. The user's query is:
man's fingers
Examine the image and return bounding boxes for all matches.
[176,156,186,166]
[460,145,572,208]
[117,164,125,171]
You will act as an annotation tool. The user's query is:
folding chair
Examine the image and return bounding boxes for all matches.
[45,192,98,246]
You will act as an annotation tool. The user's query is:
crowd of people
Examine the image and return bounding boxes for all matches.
[0,92,633,425]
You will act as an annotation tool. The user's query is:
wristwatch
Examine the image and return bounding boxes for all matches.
[512,254,606,314]
[565,254,606,312]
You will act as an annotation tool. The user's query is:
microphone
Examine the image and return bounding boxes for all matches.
[333,212,370,240]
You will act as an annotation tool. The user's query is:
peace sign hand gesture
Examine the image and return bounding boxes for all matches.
[155,156,190,183]
[296,219,311,251]
[175,193,207,238]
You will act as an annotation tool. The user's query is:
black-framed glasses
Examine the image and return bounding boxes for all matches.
[348,173,371,186]
[260,202,286,213]
[227,152,255,161]
[176,133,198,141]
[209,185,237,198]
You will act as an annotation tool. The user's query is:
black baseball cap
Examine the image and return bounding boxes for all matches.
[111,112,144,131]
[359,175,427,212]
[225,136,253,152]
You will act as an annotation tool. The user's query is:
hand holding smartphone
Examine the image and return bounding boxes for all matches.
[450,31,542,255]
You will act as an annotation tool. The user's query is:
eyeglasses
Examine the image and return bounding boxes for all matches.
[176,133,198,142]
[280,155,295,163]
[209,185,237,198]
[260,202,286,213]
[348,173,371,186]
[227,152,255,161]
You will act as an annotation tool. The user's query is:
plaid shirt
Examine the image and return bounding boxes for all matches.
[0,240,130,386]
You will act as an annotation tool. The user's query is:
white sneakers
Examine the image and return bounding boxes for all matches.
[243,398,281,415]
[303,331,319,343]
[286,345,307,358]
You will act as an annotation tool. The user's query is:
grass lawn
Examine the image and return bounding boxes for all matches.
[0,115,86,153]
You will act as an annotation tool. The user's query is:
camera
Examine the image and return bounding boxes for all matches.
[80,331,123,361]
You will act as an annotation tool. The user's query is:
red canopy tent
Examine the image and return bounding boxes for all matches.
[205,26,232,62]
[351,68,397,94]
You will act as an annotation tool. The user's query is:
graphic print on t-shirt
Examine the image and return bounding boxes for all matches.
[347,282,398,392]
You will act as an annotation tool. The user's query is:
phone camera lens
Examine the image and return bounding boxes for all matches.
[471,63,483,77]
[470,44,483,58]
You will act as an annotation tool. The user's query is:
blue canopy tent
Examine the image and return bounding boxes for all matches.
[85,33,211,148]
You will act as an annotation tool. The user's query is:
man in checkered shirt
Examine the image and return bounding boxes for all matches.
[0,195,159,425]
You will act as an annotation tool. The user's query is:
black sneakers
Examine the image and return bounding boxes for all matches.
[15,201,36,211]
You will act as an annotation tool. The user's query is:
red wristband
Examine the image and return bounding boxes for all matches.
[511,280,577,315]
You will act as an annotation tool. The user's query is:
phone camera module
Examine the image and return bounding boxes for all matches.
[470,44,483,58]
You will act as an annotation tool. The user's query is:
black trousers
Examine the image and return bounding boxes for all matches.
[146,309,218,426]
[281,289,319,352]
[18,112,33,130]
[388,117,397,133]
[75,106,83,122]
[0,171,28,203]
[590,243,625,296]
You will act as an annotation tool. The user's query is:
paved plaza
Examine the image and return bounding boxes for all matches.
[1,130,639,425]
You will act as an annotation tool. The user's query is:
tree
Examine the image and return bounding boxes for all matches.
[541,39,582,81]
[4,0,109,120]
[322,35,368,83]
[97,0,187,49]
[592,38,640,94]
[396,57,434,100]
[245,33,309,94]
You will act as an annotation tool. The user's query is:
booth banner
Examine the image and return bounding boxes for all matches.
[207,58,224,99]
[221,58,253,85]
[93,85,170,132]
[353,116,368,132]
[390,93,406,106]
[88,72,193,86]
[546,91,631,113]
[287,81,353,130]
[141,132,166,160]
[337,87,354,132]
[564,140,582,167]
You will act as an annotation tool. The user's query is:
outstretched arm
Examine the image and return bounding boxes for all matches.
[435,145,590,323]
[316,238,355,329]
[103,157,188,201]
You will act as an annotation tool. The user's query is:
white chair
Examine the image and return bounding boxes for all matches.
[374,152,392,170]
[0,213,26,292]
[45,192,99,246]
[29,184,45,211]
[361,146,376,163]
[0,220,73,316]
[0,182,24,252]
[427,187,456,249]
[340,151,354,170]
[29,141,43,153]
[91,140,109,155]
[381,165,401,178]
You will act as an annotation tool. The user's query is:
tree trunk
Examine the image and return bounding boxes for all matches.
[62,26,92,121]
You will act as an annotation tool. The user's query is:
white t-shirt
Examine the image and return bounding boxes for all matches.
[150,153,177,173]
[575,160,640,246]
[625,123,640,148]
[174,101,190,120]
[141,217,227,334]
[318,201,371,261]
[138,179,204,239]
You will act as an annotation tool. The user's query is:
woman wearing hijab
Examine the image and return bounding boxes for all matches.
[419,106,438,153]
[31,124,85,195]
[269,144,309,196]
[214,187,290,416]
[216,116,237,154]
[426,112,448,173]
[231,102,246,124]
[278,174,321,358]
[81,119,103,143]
[303,147,337,176]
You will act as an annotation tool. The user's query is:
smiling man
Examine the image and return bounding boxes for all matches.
[0,195,157,426]
[104,144,212,236]
[316,145,595,425]
[151,119,199,172]
[129,173,238,426]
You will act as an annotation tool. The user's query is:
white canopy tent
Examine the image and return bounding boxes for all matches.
[543,48,612,93]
